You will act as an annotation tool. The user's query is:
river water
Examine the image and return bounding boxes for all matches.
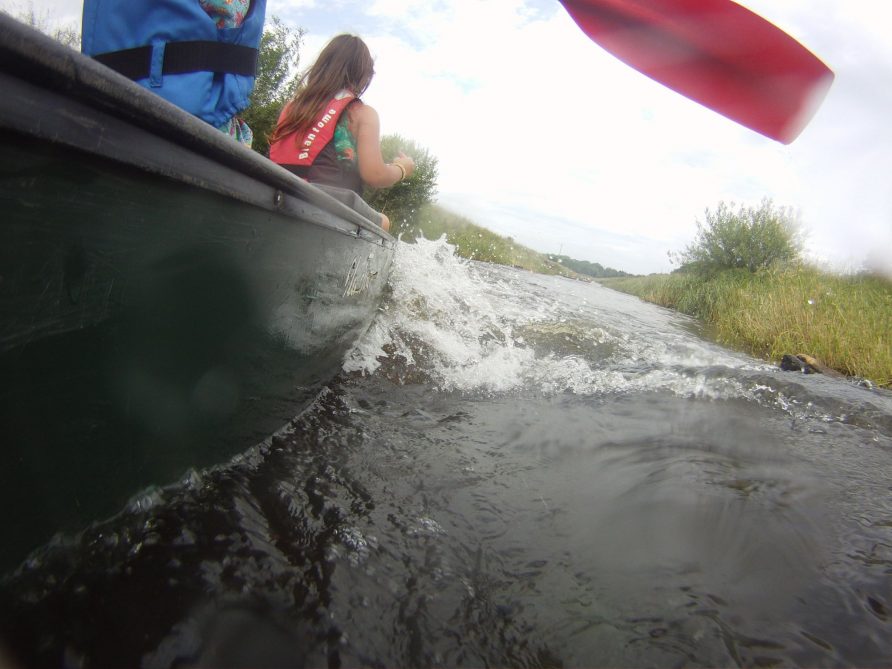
[2,238,891,668]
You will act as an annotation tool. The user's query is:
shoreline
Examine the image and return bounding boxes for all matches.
[598,269,891,389]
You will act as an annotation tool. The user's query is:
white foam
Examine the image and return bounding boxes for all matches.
[344,238,780,402]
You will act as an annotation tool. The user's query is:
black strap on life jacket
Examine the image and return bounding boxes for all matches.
[92,41,258,79]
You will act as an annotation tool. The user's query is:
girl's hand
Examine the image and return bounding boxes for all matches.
[392,151,416,180]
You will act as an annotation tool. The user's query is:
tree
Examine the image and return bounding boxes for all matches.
[670,198,801,275]
[241,17,304,156]
[363,134,439,235]
[7,2,80,48]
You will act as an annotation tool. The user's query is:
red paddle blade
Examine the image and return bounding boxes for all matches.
[559,0,834,143]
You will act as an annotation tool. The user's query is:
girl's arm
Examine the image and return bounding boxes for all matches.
[352,104,415,188]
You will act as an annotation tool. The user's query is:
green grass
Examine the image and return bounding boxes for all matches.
[396,203,584,278]
[601,267,892,387]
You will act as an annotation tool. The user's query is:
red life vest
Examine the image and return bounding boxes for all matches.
[269,90,356,166]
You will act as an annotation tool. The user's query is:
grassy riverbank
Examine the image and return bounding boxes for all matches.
[601,267,892,388]
[396,203,585,277]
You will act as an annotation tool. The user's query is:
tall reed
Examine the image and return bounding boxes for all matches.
[602,266,892,387]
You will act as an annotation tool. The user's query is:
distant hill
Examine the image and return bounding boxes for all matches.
[546,255,632,278]
[402,204,633,279]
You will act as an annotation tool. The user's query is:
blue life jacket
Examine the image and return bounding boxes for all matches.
[81,0,267,126]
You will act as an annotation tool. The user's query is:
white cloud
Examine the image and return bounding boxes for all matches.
[352,0,892,275]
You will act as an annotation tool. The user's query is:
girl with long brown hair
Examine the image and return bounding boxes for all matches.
[269,34,414,231]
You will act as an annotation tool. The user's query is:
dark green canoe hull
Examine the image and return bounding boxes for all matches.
[0,16,394,571]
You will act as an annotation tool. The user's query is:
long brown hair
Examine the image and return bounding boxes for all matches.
[269,34,374,144]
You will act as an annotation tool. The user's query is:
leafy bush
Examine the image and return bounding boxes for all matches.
[242,17,304,156]
[363,134,439,233]
[671,199,801,275]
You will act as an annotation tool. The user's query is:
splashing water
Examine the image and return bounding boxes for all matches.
[347,237,892,431]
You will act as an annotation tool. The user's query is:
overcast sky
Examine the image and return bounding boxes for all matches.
[5,0,891,275]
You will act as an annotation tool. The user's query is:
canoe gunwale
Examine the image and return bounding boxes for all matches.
[0,14,392,242]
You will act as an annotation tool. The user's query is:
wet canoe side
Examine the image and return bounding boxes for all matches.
[0,16,394,571]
